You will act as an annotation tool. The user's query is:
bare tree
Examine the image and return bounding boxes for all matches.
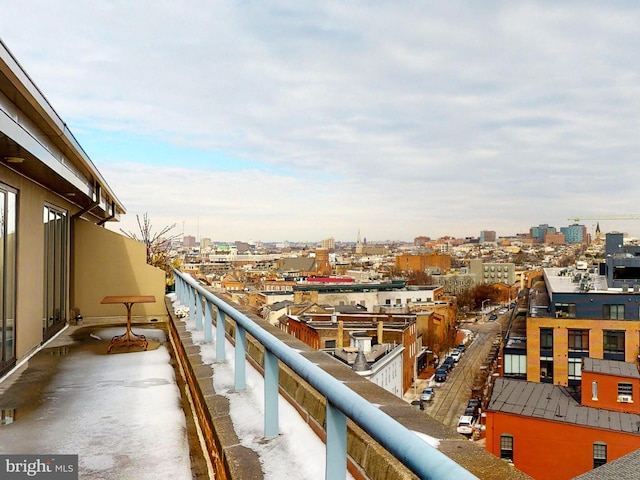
[121,213,181,284]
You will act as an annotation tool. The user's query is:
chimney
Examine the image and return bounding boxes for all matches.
[352,351,371,372]
[378,320,384,345]
[337,320,344,349]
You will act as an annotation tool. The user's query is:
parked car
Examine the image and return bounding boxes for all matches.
[442,356,454,371]
[498,308,507,315]
[420,387,435,402]
[489,314,498,322]
[457,343,466,352]
[434,368,447,383]
[456,415,476,435]
[467,398,480,410]
[465,406,479,418]
[450,349,462,362]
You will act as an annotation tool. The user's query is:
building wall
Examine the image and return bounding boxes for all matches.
[561,224,587,244]
[526,316,640,385]
[73,219,166,319]
[3,166,77,360]
[485,410,640,480]
[581,370,640,413]
[395,253,452,273]
[545,232,566,245]
[367,347,404,397]
[469,259,516,285]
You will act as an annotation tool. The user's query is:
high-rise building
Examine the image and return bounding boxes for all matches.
[560,224,588,244]
[480,230,496,243]
[321,237,335,250]
[530,224,555,243]
[183,235,196,247]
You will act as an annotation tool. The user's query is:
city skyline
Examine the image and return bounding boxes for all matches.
[2,3,640,241]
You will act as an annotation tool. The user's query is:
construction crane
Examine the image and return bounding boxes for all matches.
[568,215,640,222]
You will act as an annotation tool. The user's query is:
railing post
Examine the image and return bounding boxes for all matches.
[264,349,279,439]
[234,323,246,391]
[326,401,347,480]
[175,276,184,303]
[204,300,213,343]
[216,309,226,361]
[195,291,203,330]
[189,288,196,324]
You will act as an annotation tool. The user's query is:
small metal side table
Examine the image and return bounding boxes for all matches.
[101,295,156,353]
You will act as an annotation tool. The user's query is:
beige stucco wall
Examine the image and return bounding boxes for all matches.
[11,172,46,359]
[72,219,167,320]
[2,166,74,360]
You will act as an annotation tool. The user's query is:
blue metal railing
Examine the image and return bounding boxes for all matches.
[173,269,477,480]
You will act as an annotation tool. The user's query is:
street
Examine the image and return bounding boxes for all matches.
[407,311,508,430]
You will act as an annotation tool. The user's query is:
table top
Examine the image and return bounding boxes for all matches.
[101,295,156,304]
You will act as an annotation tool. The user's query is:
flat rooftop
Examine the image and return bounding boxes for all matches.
[543,267,609,295]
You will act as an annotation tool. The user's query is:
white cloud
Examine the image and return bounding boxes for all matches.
[2,1,640,240]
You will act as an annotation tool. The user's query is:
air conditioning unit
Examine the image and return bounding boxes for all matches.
[618,395,633,403]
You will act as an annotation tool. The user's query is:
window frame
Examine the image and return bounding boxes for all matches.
[618,382,633,397]
[540,328,554,349]
[500,434,513,462]
[603,330,625,354]
[593,442,607,468]
[568,357,582,380]
[0,184,18,374]
[554,303,576,318]
[603,304,625,320]
[568,329,589,353]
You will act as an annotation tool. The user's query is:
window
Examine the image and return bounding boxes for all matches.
[593,442,607,468]
[618,382,633,399]
[568,357,582,380]
[540,328,553,349]
[568,330,589,352]
[554,303,576,318]
[504,354,526,376]
[500,434,513,462]
[603,331,625,354]
[0,185,17,375]
[592,381,598,400]
[324,340,336,349]
[43,205,68,339]
[604,304,625,320]
[540,357,554,381]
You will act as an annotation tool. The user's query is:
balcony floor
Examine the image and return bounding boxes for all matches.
[0,322,208,479]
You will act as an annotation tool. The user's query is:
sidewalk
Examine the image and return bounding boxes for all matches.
[0,321,204,479]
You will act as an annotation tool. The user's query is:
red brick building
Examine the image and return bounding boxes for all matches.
[485,358,640,479]
[285,312,417,393]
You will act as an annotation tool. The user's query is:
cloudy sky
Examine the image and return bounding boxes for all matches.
[2,2,639,242]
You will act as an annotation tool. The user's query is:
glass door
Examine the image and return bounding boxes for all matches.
[43,205,67,340]
[0,185,17,376]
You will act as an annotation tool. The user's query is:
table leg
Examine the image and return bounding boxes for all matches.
[107,302,149,353]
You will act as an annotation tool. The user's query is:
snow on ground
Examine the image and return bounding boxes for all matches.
[176,296,356,480]
[173,292,453,478]
[0,342,192,480]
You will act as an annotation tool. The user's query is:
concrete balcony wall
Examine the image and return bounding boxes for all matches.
[72,219,167,319]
